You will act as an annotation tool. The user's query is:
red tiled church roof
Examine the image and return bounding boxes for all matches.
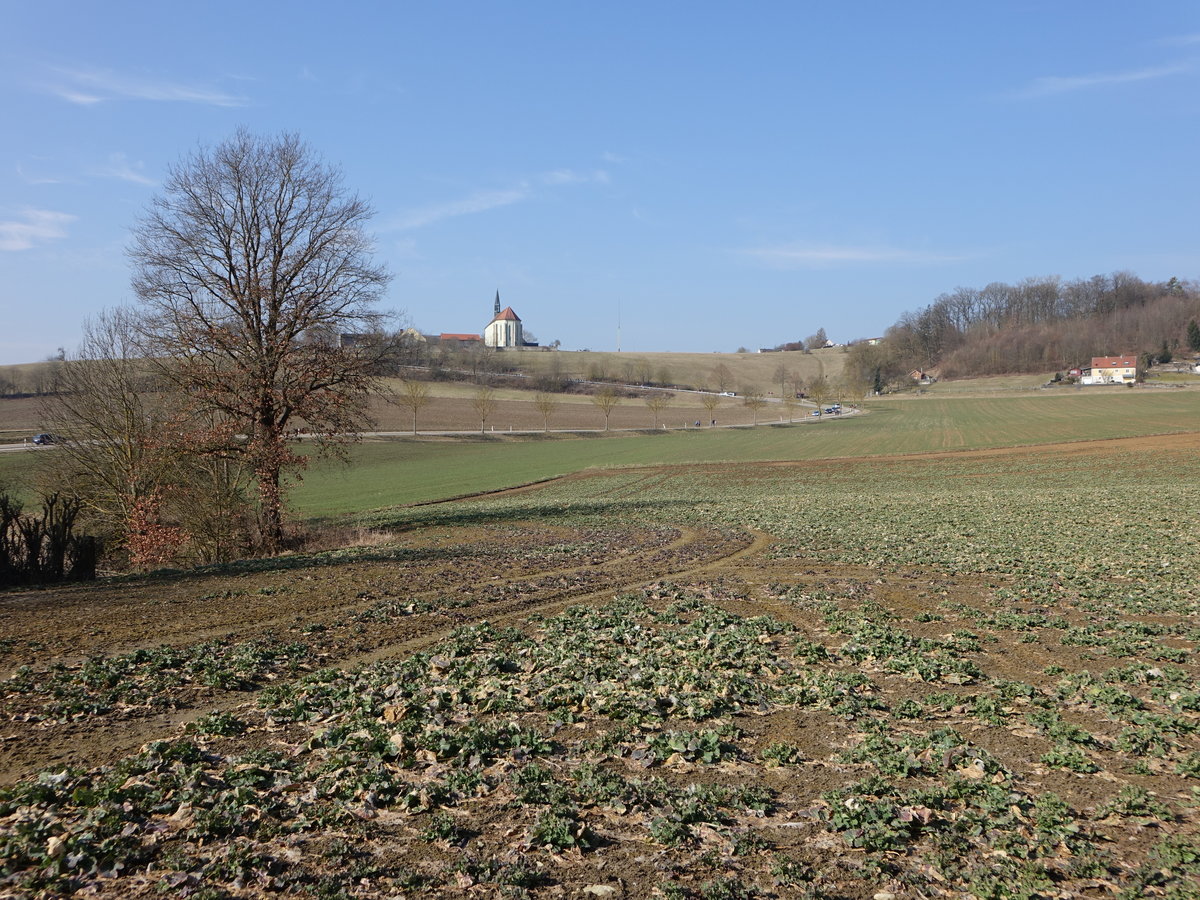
[491,306,521,322]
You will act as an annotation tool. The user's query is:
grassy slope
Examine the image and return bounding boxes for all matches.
[488,347,845,390]
[292,390,1200,516]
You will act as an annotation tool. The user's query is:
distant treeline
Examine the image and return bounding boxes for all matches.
[848,272,1200,386]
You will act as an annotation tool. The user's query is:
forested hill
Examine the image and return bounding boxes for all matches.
[851,272,1200,384]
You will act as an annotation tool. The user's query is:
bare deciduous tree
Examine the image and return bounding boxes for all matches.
[44,309,255,566]
[472,386,498,433]
[742,388,767,425]
[42,309,254,566]
[700,392,722,424]
[781,395,798,422]
[42,309,177,552]
[710,364,734,393]
[394,379,432,434]
[591,387,621,431]
[129,130,391,550]
[533,392,560,433]
[807,375,831,411]
[644,393,672,428]
[773,363,791,398]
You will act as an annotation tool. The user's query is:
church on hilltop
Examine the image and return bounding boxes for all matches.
[483,291,528,348]
[424,292,537,349]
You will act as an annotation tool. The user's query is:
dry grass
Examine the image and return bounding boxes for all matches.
[490,346,847,391]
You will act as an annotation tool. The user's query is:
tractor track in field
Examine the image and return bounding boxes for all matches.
[0,523,772,785]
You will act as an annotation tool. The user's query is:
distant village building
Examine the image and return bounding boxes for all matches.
[437,333,483,349]
[483,292,526,348]
[1080,355,1138,385]
[398,328,427,344]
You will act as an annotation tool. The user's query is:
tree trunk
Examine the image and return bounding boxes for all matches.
[255,431,286,552]
[258,467,284,552]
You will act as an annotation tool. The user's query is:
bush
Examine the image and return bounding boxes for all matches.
[0,492,97,586]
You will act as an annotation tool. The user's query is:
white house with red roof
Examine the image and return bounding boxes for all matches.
[1080,355,1138,385]
[483,292,525,348]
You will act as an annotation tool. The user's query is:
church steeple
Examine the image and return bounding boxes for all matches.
[494,291,501,317]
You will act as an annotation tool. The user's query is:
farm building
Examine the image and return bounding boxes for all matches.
[437,333,484,349]
[1080,356,1138,385]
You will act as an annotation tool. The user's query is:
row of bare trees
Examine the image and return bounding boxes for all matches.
[391,379,824,433]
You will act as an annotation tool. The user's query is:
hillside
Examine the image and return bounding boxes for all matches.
[851,272,1200,384]
[486,347,845,394]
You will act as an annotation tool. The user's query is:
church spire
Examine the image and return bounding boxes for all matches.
[494,290,501,317]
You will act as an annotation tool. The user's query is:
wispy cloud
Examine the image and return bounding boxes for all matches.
[0,209,76,251]
[1159,33,1200,47]
[541,168,609,186]
[740,242,963,268]
[1015,62,1190,98]
[388,168,609,230]
[93,152,155,186]
[40,65,248,107]
[16,163,65,185]
[392,187,529,230]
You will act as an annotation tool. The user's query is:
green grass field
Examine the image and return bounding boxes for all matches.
[291,390,1200,517]
[3,389,1197,518]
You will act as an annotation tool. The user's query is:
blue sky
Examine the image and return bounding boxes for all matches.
[2,2,1198,363]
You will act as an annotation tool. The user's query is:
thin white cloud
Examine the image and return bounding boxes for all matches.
[1159,33,1200,46]
[540,168,609,186]
[1015,62,1190,98]
[392,187,529,230]
[41,65,248,107]
[741,242,963,268]
[389,168,610,230]
[16,163,65,185]
[0,209,76,251]
[94,153,156,186]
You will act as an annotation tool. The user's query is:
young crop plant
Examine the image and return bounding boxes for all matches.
[1096,785,1174,823]
[1040,743,1099,774]
[759,742,804,766]
[187,709,247,736]
[420,810,463,843]
[646,729,731,764]
[529,808,593,851]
